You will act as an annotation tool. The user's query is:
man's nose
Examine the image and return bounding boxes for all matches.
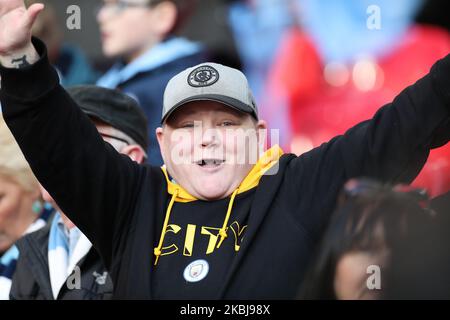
[200,127,220,148]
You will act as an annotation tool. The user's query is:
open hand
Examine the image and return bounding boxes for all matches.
[0,0,44,56]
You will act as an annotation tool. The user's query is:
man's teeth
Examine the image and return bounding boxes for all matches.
[199,160,224,166]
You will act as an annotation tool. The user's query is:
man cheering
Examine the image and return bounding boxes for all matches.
[0,1,449,299]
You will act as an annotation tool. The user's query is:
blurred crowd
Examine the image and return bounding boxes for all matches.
[0,0,449,300]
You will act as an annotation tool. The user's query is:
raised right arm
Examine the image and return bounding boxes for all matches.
[0,1,143,268]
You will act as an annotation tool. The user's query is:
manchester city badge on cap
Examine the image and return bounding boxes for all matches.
[188,65,220,87]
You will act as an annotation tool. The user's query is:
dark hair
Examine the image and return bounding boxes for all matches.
[384,191,450,299]
[298,178,432,299]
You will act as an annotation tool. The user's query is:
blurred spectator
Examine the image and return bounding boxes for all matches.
[298,178,433,299]
[384,191,450,299]
[10,86,148,300]
[96,0,208,165]
[26,0,99,86]
[228,0,294,99]
[0,115,52,300]
[227,0,296,147]
[228,0,450,196]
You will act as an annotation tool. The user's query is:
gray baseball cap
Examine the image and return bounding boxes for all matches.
[161,62,258,123]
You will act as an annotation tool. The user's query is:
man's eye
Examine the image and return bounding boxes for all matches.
[220,121,235,127]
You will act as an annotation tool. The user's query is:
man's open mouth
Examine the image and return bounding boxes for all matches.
[196,159,226,168]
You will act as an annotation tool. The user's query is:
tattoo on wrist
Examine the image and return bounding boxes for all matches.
[11,55,30,68]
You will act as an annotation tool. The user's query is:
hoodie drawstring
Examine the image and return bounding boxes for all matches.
[154,188,179,266]
[216,188,239,249]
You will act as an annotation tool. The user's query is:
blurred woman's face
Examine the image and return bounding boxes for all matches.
[0,176,37,253]
[334,252,384,300]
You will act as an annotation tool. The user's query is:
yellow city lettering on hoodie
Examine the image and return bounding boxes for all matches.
[157,221,249,259]
[229,221,247,251]
[201,226,221,254]
[183,224,196,256]
[160,224,182,256]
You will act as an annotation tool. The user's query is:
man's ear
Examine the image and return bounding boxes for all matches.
[257,120,267,131]
[156,126,164,142]
[121,145,146,164]
[156,126,165,152]
[256,119,268,146]
[151,1,177,36]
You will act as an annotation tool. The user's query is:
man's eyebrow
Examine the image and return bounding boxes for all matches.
[169,109,198,120]
[169,107,246,123]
